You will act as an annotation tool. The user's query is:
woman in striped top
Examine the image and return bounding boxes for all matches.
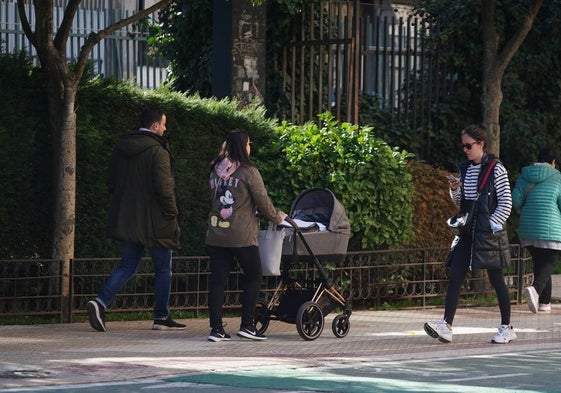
[424,124,515,345]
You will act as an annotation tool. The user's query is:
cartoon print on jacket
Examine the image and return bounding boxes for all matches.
[210,186,234,228]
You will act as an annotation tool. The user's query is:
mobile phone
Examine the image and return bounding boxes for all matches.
[446,174,459,183]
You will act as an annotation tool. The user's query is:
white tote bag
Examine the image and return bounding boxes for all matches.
[258,225,285,276]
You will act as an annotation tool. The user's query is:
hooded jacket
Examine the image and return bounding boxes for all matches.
[205,160,284,248]
[106,131,180,250]
[512,163,561,243]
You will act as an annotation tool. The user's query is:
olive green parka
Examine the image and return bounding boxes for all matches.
[106,131,180,250]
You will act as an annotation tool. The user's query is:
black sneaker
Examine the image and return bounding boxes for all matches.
[152,316,186,330]
[86,299,106,332]
[208,326,232,342]
[237,325,267,341]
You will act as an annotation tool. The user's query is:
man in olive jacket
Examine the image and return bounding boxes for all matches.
[86,106,184,332]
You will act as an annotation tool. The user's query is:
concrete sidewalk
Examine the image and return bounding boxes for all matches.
[2,298,561,392]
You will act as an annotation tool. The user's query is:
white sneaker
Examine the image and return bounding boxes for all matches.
[491,324,516,344]
[539,303,551,312]
[424,320,452,343]
[525,286,539,313]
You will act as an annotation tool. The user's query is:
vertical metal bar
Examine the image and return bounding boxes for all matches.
[363,13,371,96]
[345,1,351,123]
[97,7,102,75]
[404,15,411,124]
[308,3,315,120]
[67,258,74,323]
[326,2,334,119]
[419,17,426,157]
[389,16,396,118]
[299,7,305,124]
[373,13,379,96]
[396,16,403,120]
[381,16,387,111]
[412,16,418,134]
[517,246,524,305]
[282,47,288,121]
[291,39,296,124]
[352,0,360,125]
[334,3,342,120]
[318,1,325,115]
[426,27,433,162]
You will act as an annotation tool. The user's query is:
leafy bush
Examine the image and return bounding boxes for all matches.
[256,112,415,250]
[403,160,457,249]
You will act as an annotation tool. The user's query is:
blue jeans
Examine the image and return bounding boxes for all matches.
[96,241,172,319]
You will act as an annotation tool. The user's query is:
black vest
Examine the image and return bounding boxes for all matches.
[457,154,510,270]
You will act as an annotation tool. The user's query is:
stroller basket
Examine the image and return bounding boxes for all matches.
[281,188,350,262]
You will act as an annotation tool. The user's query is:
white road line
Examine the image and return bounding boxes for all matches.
[448,373,531,382]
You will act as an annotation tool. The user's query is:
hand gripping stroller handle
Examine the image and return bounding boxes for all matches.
[284,217,299,230]
[284,217,334,289]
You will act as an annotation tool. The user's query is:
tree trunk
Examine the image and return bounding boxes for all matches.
[45,55,78,321]
[481,73,502,157]
[17,0,173,322]
[51,85,77,277]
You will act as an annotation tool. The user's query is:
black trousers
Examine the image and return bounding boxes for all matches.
[444,235,511,326]
[207,245,262,329]
[527,246,560,304]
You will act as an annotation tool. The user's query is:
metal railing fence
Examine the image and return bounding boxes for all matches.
[0,246,533,323]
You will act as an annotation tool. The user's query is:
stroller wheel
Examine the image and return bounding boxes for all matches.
[296,301,324,341]
[254,300,270,335]
[332,314,350,338]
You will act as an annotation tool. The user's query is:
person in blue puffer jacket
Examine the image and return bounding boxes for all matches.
[513,148,561,314]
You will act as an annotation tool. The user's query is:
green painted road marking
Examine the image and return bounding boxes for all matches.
[170,367,540,393]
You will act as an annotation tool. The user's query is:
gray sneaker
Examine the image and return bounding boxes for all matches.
[86,300,106,332]
[525,286,539,314]
[491,324,516,344]
[424,320,452,343]
[152,316,186,330]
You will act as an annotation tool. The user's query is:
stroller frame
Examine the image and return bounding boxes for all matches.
[255,217,352,341]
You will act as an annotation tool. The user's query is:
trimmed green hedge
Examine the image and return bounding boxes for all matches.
[75,79,277,256]
[1,53,457,258]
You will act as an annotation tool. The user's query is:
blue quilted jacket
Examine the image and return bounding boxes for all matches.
[512,163,561,242]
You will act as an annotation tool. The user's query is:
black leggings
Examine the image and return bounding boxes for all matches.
[207,245,262,329]
[444,236,511,326]
[527,246,560,304]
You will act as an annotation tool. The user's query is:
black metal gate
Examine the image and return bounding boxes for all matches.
[274,0,446,159]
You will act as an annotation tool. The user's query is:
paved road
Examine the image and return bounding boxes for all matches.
[2,302,561,393]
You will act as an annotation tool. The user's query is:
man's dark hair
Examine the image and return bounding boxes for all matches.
[139,106,165,129]
[537,148,557,164]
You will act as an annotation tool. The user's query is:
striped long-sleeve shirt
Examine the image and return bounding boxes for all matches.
[450,162,512,228]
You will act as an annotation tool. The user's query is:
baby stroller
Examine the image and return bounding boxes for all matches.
[255,188,352,341]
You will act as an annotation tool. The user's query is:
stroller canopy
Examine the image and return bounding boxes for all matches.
[289,188,351,235]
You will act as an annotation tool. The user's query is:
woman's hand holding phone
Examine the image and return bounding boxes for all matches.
[446,174,460,190]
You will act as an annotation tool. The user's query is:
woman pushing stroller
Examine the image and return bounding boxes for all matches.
[205,129,287,342]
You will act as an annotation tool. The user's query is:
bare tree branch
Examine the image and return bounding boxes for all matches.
[54,0,82,51]
[17,0,37,47]
[73,0,173,82]
[495,0,543,76]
